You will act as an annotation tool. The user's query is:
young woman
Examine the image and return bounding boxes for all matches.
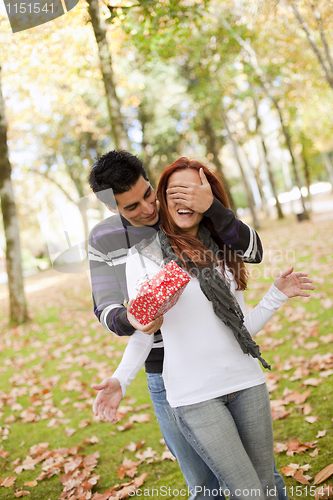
[93,158,314,500]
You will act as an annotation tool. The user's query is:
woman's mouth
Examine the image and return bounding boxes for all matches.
[177,208,194,218]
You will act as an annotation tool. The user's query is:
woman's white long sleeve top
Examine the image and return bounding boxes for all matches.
[113,253,288,408]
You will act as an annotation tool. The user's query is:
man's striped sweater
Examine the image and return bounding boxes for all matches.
[88,197,263,373]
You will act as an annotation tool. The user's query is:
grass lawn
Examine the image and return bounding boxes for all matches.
[0,214,332,499]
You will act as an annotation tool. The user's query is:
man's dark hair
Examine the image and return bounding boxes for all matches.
[88,150,148,207]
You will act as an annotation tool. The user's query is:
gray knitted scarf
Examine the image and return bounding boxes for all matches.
[158,224,271,370]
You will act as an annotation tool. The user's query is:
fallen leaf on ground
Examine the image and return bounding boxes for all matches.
[134,404,151,412]
[281,464,299,477]
[116,458,141,479]
[294,469,311,484]
[120,441,145,453]
[83,436,99,444]
[78,419,91,428]
[128,414,150,424]
[14,491,30,497]
[117,422,133,432]
[314,464,333,485]
[24,481,37,487]
[285,439,317,456]
[161,450,176,461]
[274,443,288,453]
[0,447,9,458]
[305,416,319,424]
[284,389,311,404]
[315,484,333,499]
[65,427,76,437]
[303,378,322,387]
[0,476,16,487]
[135,447,157,460]
[317,430,327,438]
[302,403,313,415]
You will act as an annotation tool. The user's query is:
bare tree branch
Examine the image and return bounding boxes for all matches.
[311,1,333,75]
[33,170,75,203]
[288,0,333,89]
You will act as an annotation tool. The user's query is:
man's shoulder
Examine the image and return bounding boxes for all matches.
[89,214,127,250]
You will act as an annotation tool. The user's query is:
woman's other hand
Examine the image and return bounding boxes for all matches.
[91,377,123,423]
[127,299,164,335]
[274,267,314,298]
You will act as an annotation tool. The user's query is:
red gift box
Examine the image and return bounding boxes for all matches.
[128,260,190,325]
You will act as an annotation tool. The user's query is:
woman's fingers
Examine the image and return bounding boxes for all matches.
[280,267,294,278]
[97,404,106,420]
[105,406,117,423]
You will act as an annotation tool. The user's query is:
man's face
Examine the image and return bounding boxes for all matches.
[114,176,159,226]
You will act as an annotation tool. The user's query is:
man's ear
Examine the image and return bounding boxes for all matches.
[105,204,119,214]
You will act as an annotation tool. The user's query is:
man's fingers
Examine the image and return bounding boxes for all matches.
[167,187,191,195]
[167,181,193,190]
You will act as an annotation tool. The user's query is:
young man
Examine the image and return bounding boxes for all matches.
[88,150,287,500]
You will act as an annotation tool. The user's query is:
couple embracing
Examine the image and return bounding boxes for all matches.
[88,151,313,500]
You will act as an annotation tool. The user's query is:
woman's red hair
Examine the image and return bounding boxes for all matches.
[157,157,248,290]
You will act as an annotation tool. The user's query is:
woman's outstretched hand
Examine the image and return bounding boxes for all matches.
[91,377,123,423]
[274,267,314,298]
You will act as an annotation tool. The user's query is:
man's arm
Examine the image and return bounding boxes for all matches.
[203,197,263,263]
[89,224,162,337]
[166,167,263,263]
[89,224,135,337]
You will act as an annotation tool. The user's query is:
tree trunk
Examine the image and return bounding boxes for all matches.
[322,152,333,187]
[259,133,284,219]
[299,131,312,210]
[87,0,130,150]
[272,98,309,219]
[252,162,270,216]
[137,101,155,188]
[220,111,260,229]
[0,67,28,324]
[253,98,284,219]
[202,117,237,212]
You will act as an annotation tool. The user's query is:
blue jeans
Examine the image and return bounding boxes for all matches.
[172,383,279,499]
[147,374,288,500]
[147,372,224,499]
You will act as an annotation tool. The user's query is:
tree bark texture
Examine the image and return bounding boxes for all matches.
[87,0,130,150]
[272,98,309,218]
[202,117,237,212]
[0,67,28,324]
[220,111,260,230]
[253,98,284,219]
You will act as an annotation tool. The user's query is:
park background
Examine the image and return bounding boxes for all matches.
[0,0,333,498]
